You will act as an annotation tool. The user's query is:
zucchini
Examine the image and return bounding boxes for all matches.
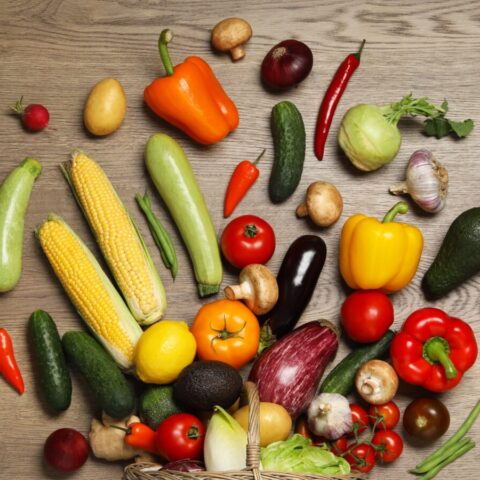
[319,330,395,395]
[145,133,223,297]
[269,101,306,203]
[29,310,72,411]
[62,331,135,418]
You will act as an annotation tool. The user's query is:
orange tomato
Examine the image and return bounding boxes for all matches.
[191,299,260,369]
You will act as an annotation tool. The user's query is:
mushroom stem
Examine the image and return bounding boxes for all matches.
[295,202,308,218]
[224,281,252,301]
[230,46,245,61]
[360,379,378,396]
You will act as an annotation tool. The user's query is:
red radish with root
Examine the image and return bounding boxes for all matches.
[11,96,49,132]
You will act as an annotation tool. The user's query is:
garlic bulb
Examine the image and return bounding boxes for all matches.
[307,393,352,440]
[389,149,448,213]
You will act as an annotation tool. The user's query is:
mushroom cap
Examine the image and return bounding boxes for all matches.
[355,360,399,405]
[211,17,252,53]
[238,264,278,315]
[299,181,343,227]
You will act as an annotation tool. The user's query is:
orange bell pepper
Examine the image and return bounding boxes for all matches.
[144,30,239,145]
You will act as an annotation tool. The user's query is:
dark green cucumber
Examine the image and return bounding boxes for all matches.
[29,310,72,411]
[269,101,306,203]
[319,330,395,395]
[139,385,183,430]
[423,207,480,299]
[62,331,134,418]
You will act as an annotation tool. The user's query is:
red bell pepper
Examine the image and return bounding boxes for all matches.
[391,308,477,392]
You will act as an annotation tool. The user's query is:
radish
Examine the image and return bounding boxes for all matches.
[11,96,49,132]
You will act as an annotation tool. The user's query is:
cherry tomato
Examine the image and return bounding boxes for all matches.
[341,290,394,343]
[344,443,376,473]
[369,401,401,430]
[330,435,349,455]
[403,398,450,442]
[372,430,404,463]
[220,215,275,269]
[191,299,260,369]
[155,414,205,462]
[350,404,369,435]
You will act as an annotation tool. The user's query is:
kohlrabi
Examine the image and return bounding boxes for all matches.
[338,95,474,172]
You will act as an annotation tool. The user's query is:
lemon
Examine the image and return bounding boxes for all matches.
[135,320,196,384]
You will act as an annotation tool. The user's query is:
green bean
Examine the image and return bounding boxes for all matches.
[135,192,178,279]
[414,400,480,473]
[419,439,475,480]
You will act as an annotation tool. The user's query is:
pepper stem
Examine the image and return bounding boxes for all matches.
[158,29,174,76]
[423,337,458,380]
[253,149,266,165]
[382,201,409,223]
[110,424,130,434]
[353,39,366,61]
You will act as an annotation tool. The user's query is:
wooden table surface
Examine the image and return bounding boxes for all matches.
[1,0,480,478]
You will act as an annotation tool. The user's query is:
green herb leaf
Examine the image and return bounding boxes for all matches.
[424,117,452,139]
[449,119,474,138]
[440,99,449,114]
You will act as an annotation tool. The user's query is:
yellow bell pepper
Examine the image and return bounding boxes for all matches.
[339,201,423,292]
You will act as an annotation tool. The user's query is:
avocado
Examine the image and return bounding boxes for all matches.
[173,360,243,411]
[139,385,183,430]
[423,207,480,299]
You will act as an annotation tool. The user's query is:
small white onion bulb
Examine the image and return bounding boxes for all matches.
[389,149,448,213]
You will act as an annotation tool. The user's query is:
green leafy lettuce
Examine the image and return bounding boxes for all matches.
[260,434,350,475]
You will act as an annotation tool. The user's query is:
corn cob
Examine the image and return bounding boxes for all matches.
[62,151,167,326]
[37,214,142,369]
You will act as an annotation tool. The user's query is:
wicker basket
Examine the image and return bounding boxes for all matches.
[124,382,362,480]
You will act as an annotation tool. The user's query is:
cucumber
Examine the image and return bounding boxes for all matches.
[29,310,72,411]
[62,331,134,418]
[145,133,223,297]
[269,101,306,203]
[139,385,183,430]
[319,330,395,395]
[0,157,42,292]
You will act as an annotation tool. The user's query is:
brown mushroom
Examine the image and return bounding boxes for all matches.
[211,18,252,61]
[224,264,278,315]
[355,360,399,405]
[296,181,343,227]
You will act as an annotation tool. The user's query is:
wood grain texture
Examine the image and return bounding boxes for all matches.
[1,0,480,478]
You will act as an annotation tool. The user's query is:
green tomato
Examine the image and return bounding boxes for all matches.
[338,104,402,171]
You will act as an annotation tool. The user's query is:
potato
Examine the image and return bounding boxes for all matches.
[84,78,126,136]
[233,402,292,447]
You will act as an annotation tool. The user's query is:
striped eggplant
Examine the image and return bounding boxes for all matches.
[248,321,338,419]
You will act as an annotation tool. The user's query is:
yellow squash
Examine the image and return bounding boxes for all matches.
[62,151,167,326]
[339,201,423,292]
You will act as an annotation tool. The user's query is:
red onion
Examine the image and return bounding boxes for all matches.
[161,460,206,472]
[261,39,313,89]
[44,428,89,472]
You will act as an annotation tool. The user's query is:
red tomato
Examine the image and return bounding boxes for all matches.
[341,290,394,343]
[372,430,404,463]
[369,401,401,430]
[330,435,349,455]
[220,215,275,269]
[155,414,205,462]
[350,404,369,435]
[345,443,376,473]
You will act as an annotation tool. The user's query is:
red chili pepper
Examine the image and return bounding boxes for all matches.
[314,40,365,161]
[111,422,157,454]
[390,308,478,392]
[223,149,265,218]
[0,328,24,394]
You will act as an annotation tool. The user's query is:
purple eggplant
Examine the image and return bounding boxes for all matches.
[266,235,326,338]
[249,321,338,419]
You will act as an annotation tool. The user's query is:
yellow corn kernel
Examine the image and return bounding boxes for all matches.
[64,151,166,325]
[38,215,142,369]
